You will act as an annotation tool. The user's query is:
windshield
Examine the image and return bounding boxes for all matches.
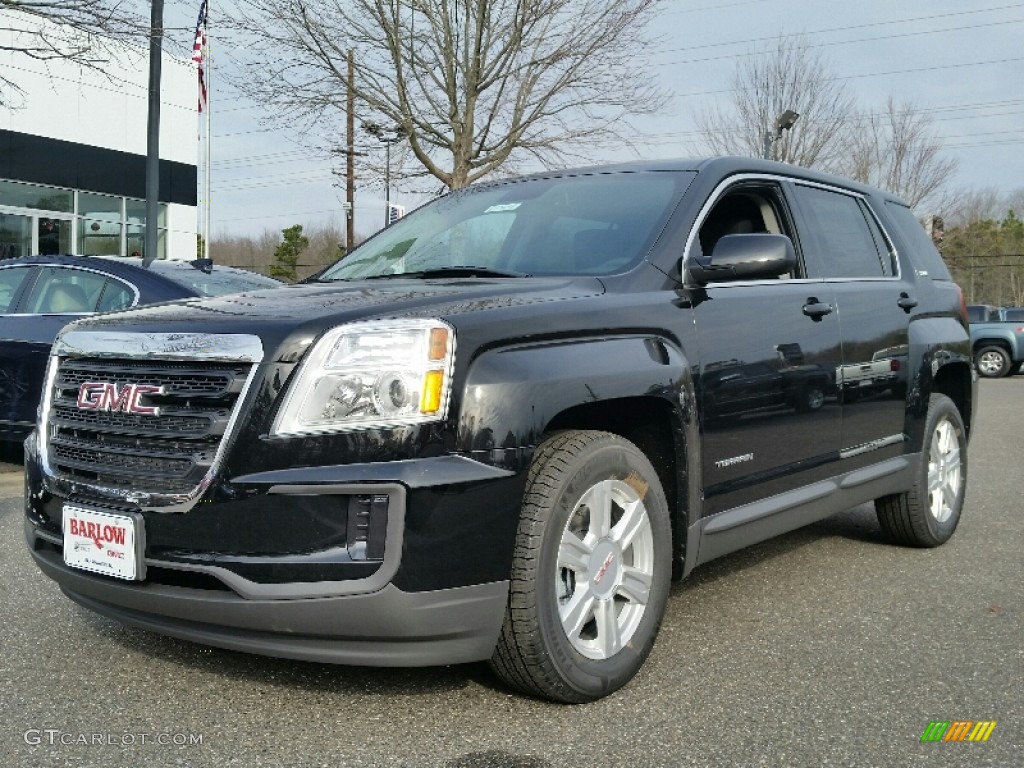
[321,171,693,280]
[153,265,282,296]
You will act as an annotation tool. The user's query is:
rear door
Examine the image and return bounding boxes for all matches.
[788,183,911,458]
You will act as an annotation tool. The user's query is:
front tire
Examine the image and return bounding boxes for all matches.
[974,345,1010,378]
[489,430,672,703]
[876,394,967,547]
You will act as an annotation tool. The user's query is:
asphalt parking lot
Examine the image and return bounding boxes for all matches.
[1,380,1021,768]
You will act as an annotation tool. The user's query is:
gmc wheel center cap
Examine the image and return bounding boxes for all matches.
[590,540,621,599]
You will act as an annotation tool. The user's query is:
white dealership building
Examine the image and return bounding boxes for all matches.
[0,9,197,261]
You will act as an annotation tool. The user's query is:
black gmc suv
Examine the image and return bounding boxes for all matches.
[24,157,977,703]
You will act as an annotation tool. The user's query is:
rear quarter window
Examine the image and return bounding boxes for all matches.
[884,202,952,280]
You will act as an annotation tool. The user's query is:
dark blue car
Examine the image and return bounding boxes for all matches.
[0,255,281,445]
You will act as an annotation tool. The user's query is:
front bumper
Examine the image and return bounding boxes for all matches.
[24,452,522,666]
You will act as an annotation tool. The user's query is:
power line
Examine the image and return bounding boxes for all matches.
[653,3,1023,58]
[657,17,1024,68]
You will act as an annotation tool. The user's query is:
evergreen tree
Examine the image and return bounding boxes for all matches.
[270,225,309,282]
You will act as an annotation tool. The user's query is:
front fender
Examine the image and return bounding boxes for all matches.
[455,335,694,465]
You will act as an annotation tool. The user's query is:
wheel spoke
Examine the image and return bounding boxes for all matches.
[617,566,652,606]
[928,466,942,495]
[942,479,959,514]
[943,444,961,470]
[583,481,613,538]
[610,497,649,550]
[558,529,593,573]
[559,584,595,639]
[593,599,622,657]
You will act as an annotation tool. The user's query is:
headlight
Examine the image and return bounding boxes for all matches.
[271,319,455,435]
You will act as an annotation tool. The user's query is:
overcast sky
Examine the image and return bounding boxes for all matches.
[163,0,1023,240]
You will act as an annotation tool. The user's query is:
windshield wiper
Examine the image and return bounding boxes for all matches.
[363,266,530,279]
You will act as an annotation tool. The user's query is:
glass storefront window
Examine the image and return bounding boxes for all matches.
[38,218,72,255]
[126,199,167,228]
[0,213,33,260]
[0,180,73,213]
[125,226,166,260]
[79,218,122,256]
[1,180,177,259]
[79,192,122,222]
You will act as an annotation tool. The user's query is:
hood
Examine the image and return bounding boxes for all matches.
[62,277,605,362]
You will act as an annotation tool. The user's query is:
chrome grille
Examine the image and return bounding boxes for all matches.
[47,357,254,496]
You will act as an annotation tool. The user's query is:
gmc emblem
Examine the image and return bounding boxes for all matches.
[76,382,164,415]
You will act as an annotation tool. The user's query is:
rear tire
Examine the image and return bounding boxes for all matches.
[489,430,672,703]
[795,383,825,412]
[974,345,1010,378]
[876,394,966,547]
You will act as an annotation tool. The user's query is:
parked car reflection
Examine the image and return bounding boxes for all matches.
[837,344,909,401]
[700,351,835,428]
[0,254,281,447]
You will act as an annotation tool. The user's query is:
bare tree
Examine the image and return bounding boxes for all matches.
[693,35,856,169]
[0,1,145,107]
[846,97,958,209]
[230,0,666,190]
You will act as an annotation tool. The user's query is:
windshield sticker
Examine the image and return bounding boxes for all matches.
[484,203,521,213]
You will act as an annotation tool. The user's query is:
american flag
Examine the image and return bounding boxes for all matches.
[192,0,208,113]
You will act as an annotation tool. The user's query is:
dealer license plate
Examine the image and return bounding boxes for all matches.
[63,505,142,580]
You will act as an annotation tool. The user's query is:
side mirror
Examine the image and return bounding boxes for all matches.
[685,233,796,286]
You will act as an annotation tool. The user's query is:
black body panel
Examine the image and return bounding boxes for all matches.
[23,157,978,669]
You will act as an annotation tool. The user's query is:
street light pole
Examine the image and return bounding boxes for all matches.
[384,139,391,228]
[762,109,800,160]
[363,122,406,228]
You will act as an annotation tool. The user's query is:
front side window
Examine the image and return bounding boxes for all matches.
[319,172,693,280]
[693,183,803,278]
[0,266,34,313]
[793,185,893,278]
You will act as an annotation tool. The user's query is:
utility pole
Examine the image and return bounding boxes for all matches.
[346,49,355,254]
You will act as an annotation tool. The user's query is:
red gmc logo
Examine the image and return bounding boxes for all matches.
[76,382,164,415]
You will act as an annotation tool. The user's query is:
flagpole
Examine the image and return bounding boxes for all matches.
[193,0,210,260]
[204,1,212,262]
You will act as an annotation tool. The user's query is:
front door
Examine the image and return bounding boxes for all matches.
[690,181,843,516]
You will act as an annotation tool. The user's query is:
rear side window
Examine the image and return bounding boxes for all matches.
[792,185,894,278]
[24,267,107,314]
[96,278,136,312]
[154,265,282,296]
[966,305,995,323]
[1003,308,1024,322]
[884,202,952,280]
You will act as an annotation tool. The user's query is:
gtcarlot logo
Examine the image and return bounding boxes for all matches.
[24,729,204,747]
[920,720,997,742]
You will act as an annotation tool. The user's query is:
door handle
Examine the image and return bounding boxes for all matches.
[897,292,918,312]
[802,297,833,321]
